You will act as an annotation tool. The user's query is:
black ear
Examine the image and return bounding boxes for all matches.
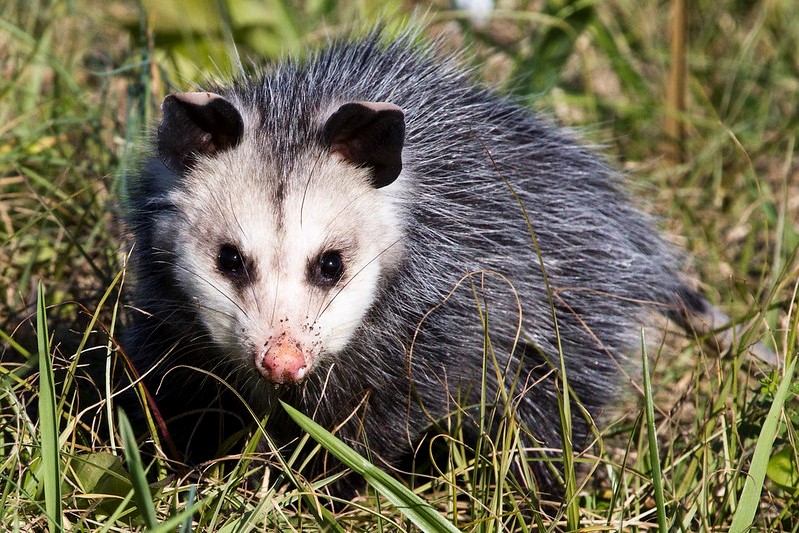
[322,101,405,188]
[157,92,244,175]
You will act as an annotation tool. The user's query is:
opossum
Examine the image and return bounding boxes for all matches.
[123,31,772,496]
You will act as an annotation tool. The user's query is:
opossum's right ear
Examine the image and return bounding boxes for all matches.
[323,101,405,188]
[158,92,244,175]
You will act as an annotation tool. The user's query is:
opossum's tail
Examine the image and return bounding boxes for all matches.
[671,286,778,366]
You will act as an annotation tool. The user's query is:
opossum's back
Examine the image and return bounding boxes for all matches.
[276,36,675,303]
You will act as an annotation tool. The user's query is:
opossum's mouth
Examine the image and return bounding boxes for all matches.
[254,334,313,385]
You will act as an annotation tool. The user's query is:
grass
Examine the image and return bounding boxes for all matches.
[1,0,798,530]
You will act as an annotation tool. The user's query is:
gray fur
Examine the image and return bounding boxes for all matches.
[124,32,738,495]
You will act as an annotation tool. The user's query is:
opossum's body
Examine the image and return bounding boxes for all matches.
[126,33,729,494]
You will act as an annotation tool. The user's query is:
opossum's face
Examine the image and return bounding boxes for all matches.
[156,93,406,386]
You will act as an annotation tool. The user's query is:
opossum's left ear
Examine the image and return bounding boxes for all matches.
[323,101,405,188]
[158,92,244,175]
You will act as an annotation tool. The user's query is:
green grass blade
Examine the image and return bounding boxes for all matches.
[729,358,797,532]
[589,16,646,95]
[117,408,159,529]
[511,0,595,95]
[641,329,668,533]
[36,282,62,533]
[178,484,197,533]
[150,500,206,533]
[281,402,460,533]
[95,489,137,533]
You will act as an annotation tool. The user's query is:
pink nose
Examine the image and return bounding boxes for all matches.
[257,337,308,384]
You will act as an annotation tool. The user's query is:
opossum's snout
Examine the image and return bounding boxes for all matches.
[255,332,312,384]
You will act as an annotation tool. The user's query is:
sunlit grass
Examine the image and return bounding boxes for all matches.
[1,0,797,530]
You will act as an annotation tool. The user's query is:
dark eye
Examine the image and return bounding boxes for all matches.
[317,250,345,285]
[217,244,245,274]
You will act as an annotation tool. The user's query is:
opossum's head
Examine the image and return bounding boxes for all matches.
[153,92,406,386]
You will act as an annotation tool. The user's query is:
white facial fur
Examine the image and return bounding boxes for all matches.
[167,125,406,387]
